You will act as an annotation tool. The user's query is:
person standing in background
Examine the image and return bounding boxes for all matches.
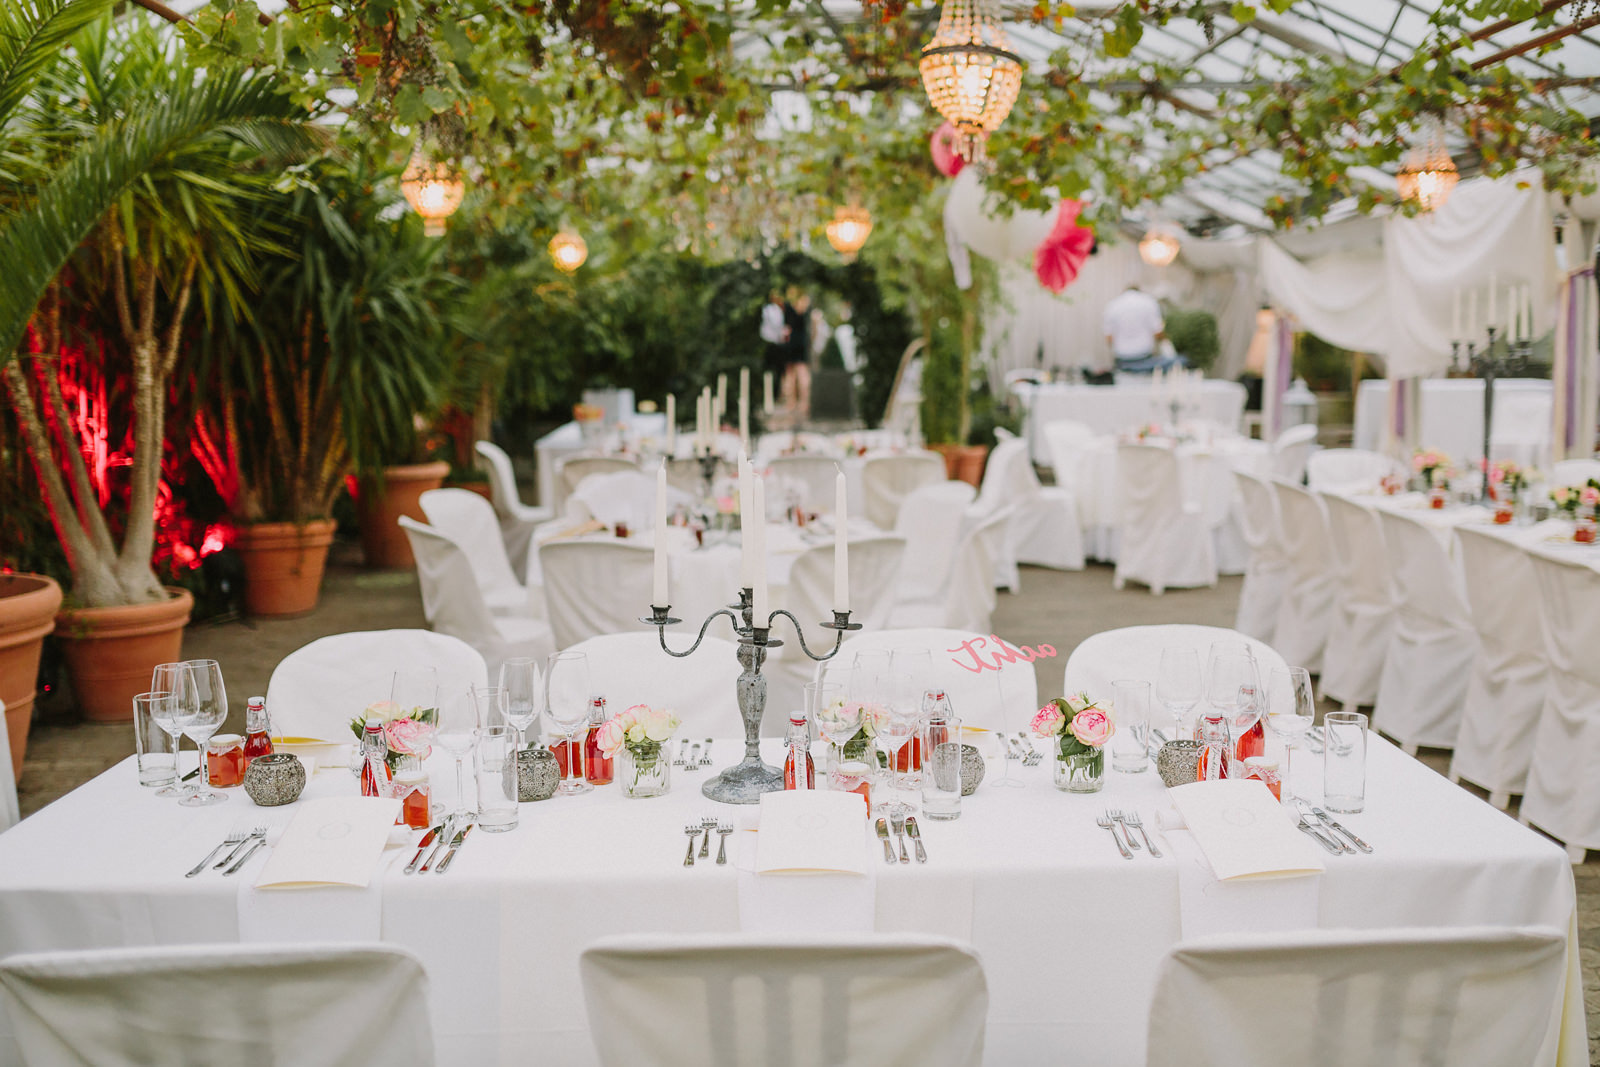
[1102,284,1180,374]
[760,290,789,389]
[781,287,811,415]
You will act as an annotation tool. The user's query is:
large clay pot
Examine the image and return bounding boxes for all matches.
[54,587,193,724]
[350,461,449,568]
[233,519,337,617]
[930,444,990,488]
[0,574,64,779]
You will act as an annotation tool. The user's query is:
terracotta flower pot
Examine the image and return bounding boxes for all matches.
[931,444,990,488]
[54,587,193,724]
[233,519,338,617]
[445,480,493,501]
[0,574,64,780]
[349,461,450,569]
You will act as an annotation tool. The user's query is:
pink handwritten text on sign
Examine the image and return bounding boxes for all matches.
[947,634,1058,674]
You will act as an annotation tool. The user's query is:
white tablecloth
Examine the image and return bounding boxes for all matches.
[1353,379,1553,464]
[532,415,669,508]
[1021,380,1247,464]
[0,734,1582,1066]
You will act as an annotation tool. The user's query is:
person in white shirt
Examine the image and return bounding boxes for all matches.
[1102,285,1180,374]
[760,291,788,381]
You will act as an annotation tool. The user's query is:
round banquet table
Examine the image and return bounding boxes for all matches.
[1019,379,1247,464]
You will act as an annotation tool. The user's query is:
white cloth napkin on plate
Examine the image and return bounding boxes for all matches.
[1156,804,1321,939]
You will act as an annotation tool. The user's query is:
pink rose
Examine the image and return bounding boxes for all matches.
[1031,703,1064,737]
[1581,486,1599,507]
[594,719,626,759]
[384,717,433,756]
[1069,707,1114,747]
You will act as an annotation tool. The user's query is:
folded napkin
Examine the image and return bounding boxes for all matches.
[735,802,874,935]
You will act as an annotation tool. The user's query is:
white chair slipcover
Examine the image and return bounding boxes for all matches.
[556,455,639,515]
[755,432,835,465]
[475,440,552,583]
[1146,926,1567,1067]
[1306,447,1399,495]
[0,699,15,834]
[766,456,843,515]
[567,469,689,530]
[1231,472,1290,644]
[1448,527,1548,808]
[1547,458,1600,487]
[265,629,487,741]
[561,632,743,739]
[538,540,657,651]
[979,436,1085,579]
[1521,550,1600,859]
[1269,481,1336,673]
[580,933,988,1067]
[399,517,556,678]
[816,628,1040,733]
[860,452,946,530]
[1269,422,1317,483]
[888,508,1009,633]
[1113,444,1217,595]
[1371,510,1475,752]
[891,481,978,609]
[969,438,1025,591]
[0,942,435,1067]
[1318,493,1394,710]
[1041,419,1096,491]
[1061,625,1287,702]
[420,488,537,619]
[1491,388,1556,470]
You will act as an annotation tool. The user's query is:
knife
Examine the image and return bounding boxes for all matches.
[1296,818,1344,855]
[419,819,457,873]
[1311,806,1373,853]
[904,817,928,863]
[435,824,474,873]
[404,823,446,875]
[874,818,897,864]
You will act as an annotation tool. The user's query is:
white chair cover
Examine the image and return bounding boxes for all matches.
[568,469,689,530]
[985,436,1086,577]
[1269,481,1336,673]
[1269,423,1317,483]
[1448,528,1548,806]
[861,453,946,530]
[766,456,843,515]
[580,933,988,1067]
[892,481,978,608]
[0,699,15,834]
[1372,511,1474,751]
[399,518,555,678]
[556,455,639,514]
[1491,388,1555,470]
[1548,458,1600,486]
[1146,926,1567,1067]
[538,540,657,651]
[1042,419,1096,490]
[888,508,1009,633]
[475,440,551,583]
[1113,445,1217,594]
[265,629,487,742]
[1061,625,1287,702]
[1318,493,1394,710]
[561,633,743,739]
[816,628,1040,733]
[1306,448,1400,495]
[1231,473,1290,644]
[0,942,436,1067]
[1521,550,1600,855]
[420,488,535,619]
[969,437,1028,591]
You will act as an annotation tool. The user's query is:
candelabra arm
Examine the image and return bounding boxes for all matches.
[764,608,862,662]
[639,607,743,659]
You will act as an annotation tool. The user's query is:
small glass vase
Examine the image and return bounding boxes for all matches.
[1054,748,1105,793]
[619,741,671,798]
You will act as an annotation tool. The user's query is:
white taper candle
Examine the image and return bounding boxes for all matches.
[652,462,669,606]
[738,453,752,589]
[1451,288,1461,339]
[1487,274,1498,328]
[751,475,769,624]
[665,393,676,454]
[833,467,849,613]
[763,371,775,415]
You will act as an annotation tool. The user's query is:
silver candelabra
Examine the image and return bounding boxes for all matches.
[1451,326,1533,503]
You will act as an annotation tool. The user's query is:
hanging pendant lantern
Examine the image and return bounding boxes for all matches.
[549,229,588,273]
[1138,229,1180,267]
[919,0,1023,163]
[1396,121,1459,214]
[399,152,466,237]
[825,205,873,261]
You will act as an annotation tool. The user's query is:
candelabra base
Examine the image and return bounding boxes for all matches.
[701,756,784,804]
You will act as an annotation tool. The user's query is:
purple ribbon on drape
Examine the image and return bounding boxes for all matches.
[1272,317,1293,435]
[1393,378,1407,438]
[1565,270,1591,451]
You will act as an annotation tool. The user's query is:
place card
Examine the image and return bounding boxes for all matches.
[754,790,870,875]
[254,796,401,889]
[1169,779,1325,881]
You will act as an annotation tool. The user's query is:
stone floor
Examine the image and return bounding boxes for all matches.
[15,549,1600,1060]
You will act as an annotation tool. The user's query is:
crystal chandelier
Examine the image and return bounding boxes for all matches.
[825,205,873,261]
[548,230,588,273]
[1138,229,1180,267]
[399,152,465,237]
[1396,121,1459,214]
[919,0,1023,163]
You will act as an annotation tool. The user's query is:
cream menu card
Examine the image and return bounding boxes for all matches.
[755,790,870,875]
[1169,779,1326,881]
[254,796,402,889]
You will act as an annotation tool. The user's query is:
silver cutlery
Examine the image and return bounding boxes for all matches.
[699,816,716,859]
[687,743,701,770]
[405,823,446,875]
[1303,802,1372,853]
[222,834,268,876]
[715,822,733,865]
[904,817,928,863]
[435,824,474,873]
[419,818,457,872]
[213,825,266,870]
[1015,734,1041,766]
[674,739,690,767]
[889,812,910,864]
[874,818,896,864]
[1123,810,1161,858]
[1303,726,1325,754]
[1097,811,1133,859]
[1151,729,1170,747]
[1109,809,1141,851]
[700,739,714,767]
[683,823,701,867]
[187,829,245,878]
[1296,818,1344,855]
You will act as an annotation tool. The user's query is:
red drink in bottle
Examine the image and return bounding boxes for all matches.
[584,696,614,785]
[243,696,273,766]
[783,714,814,789]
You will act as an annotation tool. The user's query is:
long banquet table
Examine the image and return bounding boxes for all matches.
[0,731,1584,1065]
[1352,378,1554,464]
[1019,379,1247,464]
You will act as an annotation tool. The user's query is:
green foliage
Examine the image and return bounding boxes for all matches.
[1293,332,1355,392]
[1165,308,1220,372]
[966,380,1024,448]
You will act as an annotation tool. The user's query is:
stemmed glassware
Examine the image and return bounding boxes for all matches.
[1157,647,1201,738]
[989,666,1024,789]
[809,681,856,785]
[545,651,593,796]
[473,685,508,731]
[148,663,192,799]
[389,669,439,770]
[499,658,542,750]
[435,688,483,816]
[1205,644,1259,726]
[178,660,228,807]
[874,671,918,816]
[1265,666,1316,800]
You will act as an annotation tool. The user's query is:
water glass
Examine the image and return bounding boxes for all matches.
[1323,711,1368,813]
[132,692,177,787]
[476,726,520,832]
[1110,680,1151,774]
[920,714,962,820]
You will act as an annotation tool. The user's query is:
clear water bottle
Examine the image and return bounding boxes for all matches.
[1197,712,1231,782]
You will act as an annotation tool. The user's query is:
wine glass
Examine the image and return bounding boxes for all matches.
[1205,644,1259,728]
[989,665,1024,789]
[389,669,439,766]
[851,650,891,703]
[149,663,192,798]
[178,660,228,807]
[1265,666,1316,801]
[499,658,542,750]
[809,681,855,782]
[545,651,593,796]
[874,672,917,816]
[1157,647,1201,739]
[435,687,483,816]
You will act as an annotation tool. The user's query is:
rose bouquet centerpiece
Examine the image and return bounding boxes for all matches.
[1550,479,1600,517]
[349,701,436,773]
[595,703,681,797]
[1413,449,1452,503]
[817,699,890,766]
[1032,693,1115,793]
[1489,460,1533,521]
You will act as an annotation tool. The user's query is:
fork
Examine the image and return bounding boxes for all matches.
[699,816,716,859]
[687,742,701,770]
[213,825,267,870]
[889,812,910,864]
[1109,809,1141,851]
[1017,734,1041,766]
[715,822,733,865]
[1122,810,1162,858]
[187,829,245,878]
[674,739,690,767]
[683,823,700,867]
[1097,811,1133,860]
[700,739,714,767]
